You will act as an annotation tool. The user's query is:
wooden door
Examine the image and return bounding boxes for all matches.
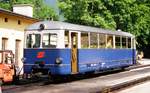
[1,38,8,63]
[71,32,78,74]
[2,38,8,50]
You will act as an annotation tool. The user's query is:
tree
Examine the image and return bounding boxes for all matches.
[102,0,150,49]
[0,0,11,10]
[0,0,58,20]
[59,0,150,56]
[59,0,116,30]
[32,0,58,20]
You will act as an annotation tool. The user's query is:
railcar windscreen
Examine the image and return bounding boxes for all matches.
[26,34,41,48]
[42,33,57,48]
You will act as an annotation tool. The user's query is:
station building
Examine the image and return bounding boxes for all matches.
[0,4,39,73]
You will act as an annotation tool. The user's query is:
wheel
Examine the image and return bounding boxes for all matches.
[13,75,19,83]
[121,66,128,71]
[49,75,63,83]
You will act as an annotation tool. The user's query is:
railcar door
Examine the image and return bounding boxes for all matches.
[71,32,78,74]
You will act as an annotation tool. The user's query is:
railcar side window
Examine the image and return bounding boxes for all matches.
[128,38,131,48]
[99,34,106,48]
[81,33,89,48]
[26,34,41,48]
[122,37,127,48]
[132,38,135,49]
[42,33,57,48]
[106,35,113,48]
[65,31,69,48]
[115,36,121,48]
[90,33,98,48]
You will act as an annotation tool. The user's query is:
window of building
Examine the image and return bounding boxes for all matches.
[65,31,69,48]
[90,33,98,48]
[81,32,89,48]
[1,38,8,64]
[122,37,127,48]
[4,18,8,22]
[18,20,21,25]
[99,34,106,48]
[2,38,8,50]
[115,36,121,48]
[42,33,57,48]
[106,35,113,48]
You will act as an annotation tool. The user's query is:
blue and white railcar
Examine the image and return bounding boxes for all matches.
[23,21,136,76]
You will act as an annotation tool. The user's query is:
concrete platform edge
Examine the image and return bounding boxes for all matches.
[94,76,150,93]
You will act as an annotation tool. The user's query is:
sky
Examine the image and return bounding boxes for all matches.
[44,0,64,20]
[44,0,58,13]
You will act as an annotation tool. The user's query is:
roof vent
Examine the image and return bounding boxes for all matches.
[39,24,46,30]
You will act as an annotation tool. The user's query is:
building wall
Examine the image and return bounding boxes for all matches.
[0,13,34,31]
[0,13,37,74]
[0,28,24,65]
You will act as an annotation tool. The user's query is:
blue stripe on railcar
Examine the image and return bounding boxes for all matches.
[24,48,135,75]
[24,49,71,75]
[78,49,135,73]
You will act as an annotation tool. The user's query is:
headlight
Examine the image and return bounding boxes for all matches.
[21,57,26,63]
[55,57,63,64]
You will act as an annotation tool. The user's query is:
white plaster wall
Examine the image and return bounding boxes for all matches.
[0,28,24,74]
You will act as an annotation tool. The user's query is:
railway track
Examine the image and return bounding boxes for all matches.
[2,64,150,93]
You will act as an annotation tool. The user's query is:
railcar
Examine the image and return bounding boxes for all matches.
[23,21,136,77]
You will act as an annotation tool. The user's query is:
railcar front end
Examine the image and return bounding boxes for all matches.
[24,49,72,75]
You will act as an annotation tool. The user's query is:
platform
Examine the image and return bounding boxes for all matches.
[137,58,150,65]
[6,66,150,93]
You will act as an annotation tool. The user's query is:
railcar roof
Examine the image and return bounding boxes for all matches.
[25,21,134,37]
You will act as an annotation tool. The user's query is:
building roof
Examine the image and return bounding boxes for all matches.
[25,21,134,37]
[13,4,33,7]
[0,8,39,22]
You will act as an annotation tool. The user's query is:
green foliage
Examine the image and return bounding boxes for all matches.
[59,0,150,50]
[103,0,150,49]
[33,0,58,20]
[59,0,116,30]
[0,0,11,10]
[0,0,58,20]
